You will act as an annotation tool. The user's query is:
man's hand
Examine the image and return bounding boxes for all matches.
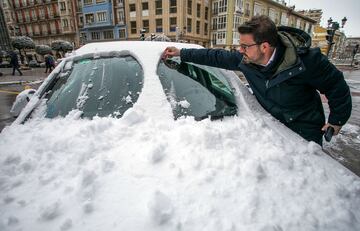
[162,47,180,60]
[321,123,342,136]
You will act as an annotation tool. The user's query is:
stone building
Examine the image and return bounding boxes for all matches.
[211,0,316,49]
[8,0,79,47]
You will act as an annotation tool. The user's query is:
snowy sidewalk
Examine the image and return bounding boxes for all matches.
[0,67,48,85]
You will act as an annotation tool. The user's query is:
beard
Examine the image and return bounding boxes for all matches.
[242,52,265,65]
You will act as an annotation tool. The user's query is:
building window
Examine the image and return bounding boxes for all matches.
[155,0,162,15]
[205,7,208,20]
[104,30,114,39]
[143,20,149,33]
[204,22,208,35]
[85,13,94,24]
[142,2,148,10]
[169,0,176,14]
[217,15,227,29]
[31,9,37,21]
[219,0,227,13]
[187,18,192,33]
[233,15,241,29]
[25,10,30,22]
[130,21,137,34]
[254,3,262,16]
[62,19,69,28]
[212,1,218,14]
[187,0,192,15]
[91,31,100,40]
[196,21,200,34]
[119,28,126,39]
[196,3,200,18]
[60,2,66,11]
[39,8,45,19]
[79,15,83,25]
[156,18,162,33]
[217,31,226,45]
[97,12,107,22]
[129,4,136,12]
[118,9,125,24]
[245,3,250,16]
[170,17,176,32]
[212,18,217,30]
[84,0,92,6]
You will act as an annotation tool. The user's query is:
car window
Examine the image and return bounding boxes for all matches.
[157,57,237,120]
[38,54,143,119]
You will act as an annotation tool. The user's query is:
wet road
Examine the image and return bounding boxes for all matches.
[0,85,19,130]
[323,68,360,176]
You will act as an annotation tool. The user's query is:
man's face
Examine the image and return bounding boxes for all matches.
[238,34,264,65]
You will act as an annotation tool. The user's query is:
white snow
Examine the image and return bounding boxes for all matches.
[0,41,359,231]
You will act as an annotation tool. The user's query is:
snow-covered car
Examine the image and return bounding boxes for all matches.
[1,41,359,231]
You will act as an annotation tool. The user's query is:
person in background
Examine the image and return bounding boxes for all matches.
[10,51,23,76]
[162,15,352,146]
[44,53,55,73]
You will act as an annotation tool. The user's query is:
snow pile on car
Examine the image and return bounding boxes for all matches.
[0,41,359,231]
[1,109,360,231]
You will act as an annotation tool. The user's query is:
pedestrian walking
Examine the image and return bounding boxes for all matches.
[162,15,352,146]
[10,51,23,76]
[44,53,55,73]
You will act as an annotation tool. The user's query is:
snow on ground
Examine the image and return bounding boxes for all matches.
[0,41,360,231]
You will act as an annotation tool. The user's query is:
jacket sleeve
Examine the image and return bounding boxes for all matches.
[180,48,243,70]
[305,48,352,126]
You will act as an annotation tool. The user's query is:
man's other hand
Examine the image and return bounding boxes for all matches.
[162,47,180,60]
[321,123,342,136]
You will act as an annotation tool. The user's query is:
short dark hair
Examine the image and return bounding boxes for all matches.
[238,15,278,47]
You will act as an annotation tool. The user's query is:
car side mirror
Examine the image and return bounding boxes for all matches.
[10,89,36,118]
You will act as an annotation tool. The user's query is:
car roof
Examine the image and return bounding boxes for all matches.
[75,41,203,57]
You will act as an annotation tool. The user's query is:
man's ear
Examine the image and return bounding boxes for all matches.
[260,42,272,53]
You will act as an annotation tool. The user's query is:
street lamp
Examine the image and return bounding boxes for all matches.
[341,17,347,28]
[326,17,347,58]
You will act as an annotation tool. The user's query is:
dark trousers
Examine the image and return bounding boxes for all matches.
[45,65,53,73]
[12,66,23,75]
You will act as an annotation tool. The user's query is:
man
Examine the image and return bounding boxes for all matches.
[10,51,23,76]
[163,15,352,146]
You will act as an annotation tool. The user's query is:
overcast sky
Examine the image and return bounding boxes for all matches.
[289,0,360,37]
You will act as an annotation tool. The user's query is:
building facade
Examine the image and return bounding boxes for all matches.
[119,0,210,47]
[297,9,322,25]
[0,2,13,52]
[7,0,79,47]
[3,0,318,51]
[211,0,316,49]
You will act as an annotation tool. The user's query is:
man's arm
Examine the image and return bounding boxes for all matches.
[163,47,243,70]
[305,49,352,135]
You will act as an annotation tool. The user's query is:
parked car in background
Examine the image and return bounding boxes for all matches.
[1,41,359,231]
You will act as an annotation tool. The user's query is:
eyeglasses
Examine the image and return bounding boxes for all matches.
[239,43,259,51]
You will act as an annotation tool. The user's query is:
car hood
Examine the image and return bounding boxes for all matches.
[1,42,359,231]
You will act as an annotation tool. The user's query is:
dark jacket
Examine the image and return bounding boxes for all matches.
[10,53,20,68]
[180,27,352,145]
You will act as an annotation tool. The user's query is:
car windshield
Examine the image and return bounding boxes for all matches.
[157,57,237,120]
[37,54,143,119]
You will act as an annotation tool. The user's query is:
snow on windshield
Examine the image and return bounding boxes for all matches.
[0,42,359,231]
